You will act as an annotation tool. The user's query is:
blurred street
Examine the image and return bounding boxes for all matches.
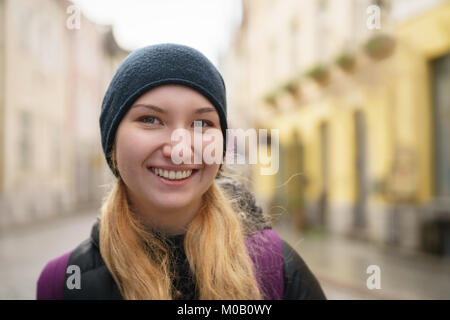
[0,209,100,299]
[274,215,450,299]
[1,208,449,300]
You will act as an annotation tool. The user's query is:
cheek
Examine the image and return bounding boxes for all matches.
[202,163,220,182]
[115,129,155,168]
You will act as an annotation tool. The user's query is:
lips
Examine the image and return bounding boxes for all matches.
[147,166,199,184]
[150,167,194,180]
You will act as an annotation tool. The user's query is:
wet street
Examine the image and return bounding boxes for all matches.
[0,209,100,299]
[274,215,450,299]
[0,209,449,299]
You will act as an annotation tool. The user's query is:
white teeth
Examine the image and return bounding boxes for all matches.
[150,168,193,180]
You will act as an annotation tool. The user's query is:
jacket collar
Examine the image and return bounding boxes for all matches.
[91,217,101,249]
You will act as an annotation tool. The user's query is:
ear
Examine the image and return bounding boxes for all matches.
[110,145,121,177]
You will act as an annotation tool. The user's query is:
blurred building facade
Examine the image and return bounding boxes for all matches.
[67,12,127,211]
[0,0,128,230]
[224,0,450,256]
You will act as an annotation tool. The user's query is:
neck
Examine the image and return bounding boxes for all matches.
[129,195,203,237]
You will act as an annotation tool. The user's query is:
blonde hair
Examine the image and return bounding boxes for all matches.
[99,151,263,299]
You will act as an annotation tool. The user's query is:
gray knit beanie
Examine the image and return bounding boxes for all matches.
[99,43,228,177]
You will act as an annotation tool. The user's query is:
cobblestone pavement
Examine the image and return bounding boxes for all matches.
[273,215,450,299]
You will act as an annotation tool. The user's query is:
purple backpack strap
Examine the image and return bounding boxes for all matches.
[36,250,73,300]
[245,229,284,300]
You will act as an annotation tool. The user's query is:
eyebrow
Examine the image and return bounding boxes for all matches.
[131,104,216,115]
[131,104,167,114]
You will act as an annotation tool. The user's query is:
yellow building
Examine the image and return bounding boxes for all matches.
[225,0,450,256]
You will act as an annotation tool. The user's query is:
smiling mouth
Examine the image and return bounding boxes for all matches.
[148,167,199,181]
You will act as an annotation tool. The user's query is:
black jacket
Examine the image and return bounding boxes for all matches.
[62,178,326,300]
[63,219,326,300]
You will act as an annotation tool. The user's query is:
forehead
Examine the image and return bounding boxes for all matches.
[130,84,217,114]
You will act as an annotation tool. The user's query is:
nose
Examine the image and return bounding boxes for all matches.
[162,144,173,158]
[161,132,196,163]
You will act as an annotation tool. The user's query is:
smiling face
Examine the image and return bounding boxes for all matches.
[114,84,223,233]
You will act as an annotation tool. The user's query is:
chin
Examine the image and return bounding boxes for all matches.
[152,195,196,211]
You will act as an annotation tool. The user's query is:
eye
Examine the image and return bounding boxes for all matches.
[193,120,214,128]
[139,116,161,125]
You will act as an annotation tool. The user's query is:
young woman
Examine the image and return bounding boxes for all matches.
[36,43,326,300]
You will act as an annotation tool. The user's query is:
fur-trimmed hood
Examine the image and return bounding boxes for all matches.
[216,177,272,235]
